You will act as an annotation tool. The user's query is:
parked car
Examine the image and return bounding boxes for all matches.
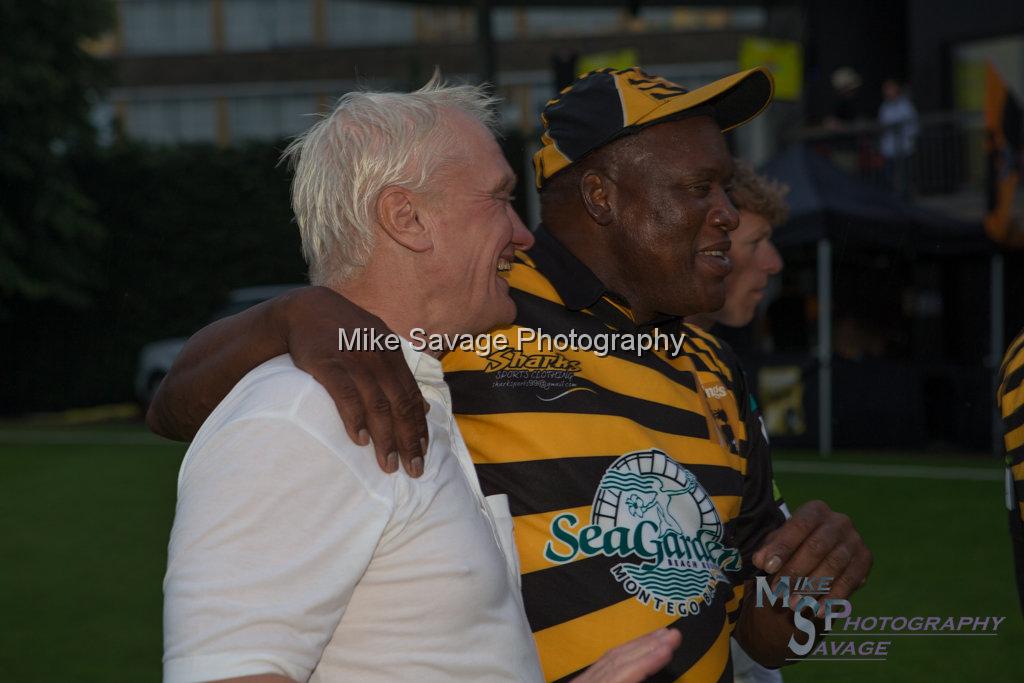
[134,284,303,406]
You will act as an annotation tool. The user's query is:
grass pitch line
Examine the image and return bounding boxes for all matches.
[0,430,177,446]
[774,460,1000,481]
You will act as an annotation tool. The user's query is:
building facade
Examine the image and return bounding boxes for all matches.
[93,0,768,146]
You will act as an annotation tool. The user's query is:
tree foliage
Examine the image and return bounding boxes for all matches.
[0,0,114,309]
[3,139,305,414]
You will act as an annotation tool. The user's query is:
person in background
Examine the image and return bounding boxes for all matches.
[687,160,786,333]
[998,328,1024,616]
[878,77,919,197]
[823,67,867,178]
[687,161,789,683]
[825,66,863,129]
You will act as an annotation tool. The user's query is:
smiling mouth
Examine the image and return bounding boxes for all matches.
[697,248,731,266]
[695,242,733,277]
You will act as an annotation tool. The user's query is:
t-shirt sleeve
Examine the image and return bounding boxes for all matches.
[163,414,390,683]
[725,356,786,578]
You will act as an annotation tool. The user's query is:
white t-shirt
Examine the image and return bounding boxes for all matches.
[163,345,543,683]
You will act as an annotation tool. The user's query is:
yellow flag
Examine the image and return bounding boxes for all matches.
[577,49,639,77]
[739,37,802,101]
[984,61,1024,247]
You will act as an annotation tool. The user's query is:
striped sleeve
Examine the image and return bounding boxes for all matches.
[998,328,1024,615]
[1000,329,1024,504]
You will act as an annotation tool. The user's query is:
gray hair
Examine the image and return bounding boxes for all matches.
[281,73,500,286]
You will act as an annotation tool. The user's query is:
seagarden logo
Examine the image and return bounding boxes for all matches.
[544,449,741,617]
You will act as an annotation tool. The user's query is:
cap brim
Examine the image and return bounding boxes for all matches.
[635,67,774,133]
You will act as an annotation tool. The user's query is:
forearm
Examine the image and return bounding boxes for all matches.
[146,291,294,440]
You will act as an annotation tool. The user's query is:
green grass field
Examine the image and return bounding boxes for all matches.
[1,425,1021,682]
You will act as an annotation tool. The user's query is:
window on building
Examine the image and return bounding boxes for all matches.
[229,95,320,141]
[120,0,213,54]
[411,6,474,43]
[327,0,415,47]
[123,98,219,144]
[493,7,621,41]
[224,0,313,51]
[491,6,765,41]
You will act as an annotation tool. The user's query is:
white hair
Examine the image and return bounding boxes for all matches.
[281,73,500,286]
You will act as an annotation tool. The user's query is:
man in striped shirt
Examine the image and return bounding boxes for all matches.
[998,328,1024,615]
[150,67,872,681]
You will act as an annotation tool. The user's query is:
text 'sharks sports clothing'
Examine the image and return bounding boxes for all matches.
[998,328,1024,614]
[443,227,784,682]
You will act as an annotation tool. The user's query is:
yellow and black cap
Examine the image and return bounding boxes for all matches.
[533,66,774,188]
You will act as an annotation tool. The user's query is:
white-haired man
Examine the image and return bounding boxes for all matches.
[162,80,679,683]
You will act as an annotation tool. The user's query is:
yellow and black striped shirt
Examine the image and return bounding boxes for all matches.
[998,327,1024,615]
[443,227,784,682]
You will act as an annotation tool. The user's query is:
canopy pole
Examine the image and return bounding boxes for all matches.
[991,252,1005,456]
[817,238,833,456]
[475,0,496,86]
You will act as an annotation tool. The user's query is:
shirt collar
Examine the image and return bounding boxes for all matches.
[528,225,679,331]
[528,225,609,311]
[399,336,445,385]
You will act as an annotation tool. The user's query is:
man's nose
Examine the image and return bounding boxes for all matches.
[512,213,535,251]
[710,190,740,232]
[763,241,784,274]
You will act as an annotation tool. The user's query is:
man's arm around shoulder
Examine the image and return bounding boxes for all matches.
[146,286,430,477]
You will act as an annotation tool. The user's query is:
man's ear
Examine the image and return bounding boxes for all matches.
[376,186,433,252]
[580,170,615,226]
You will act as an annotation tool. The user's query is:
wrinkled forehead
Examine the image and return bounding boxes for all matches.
[445,110,509,166]
[412,125,499,200]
